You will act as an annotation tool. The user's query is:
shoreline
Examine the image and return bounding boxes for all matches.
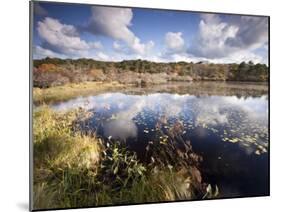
[33,81,126,105]
[33,81,268,105]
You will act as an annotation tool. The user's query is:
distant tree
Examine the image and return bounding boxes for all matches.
[248,60,254,66]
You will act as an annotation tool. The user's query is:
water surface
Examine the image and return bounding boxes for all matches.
[53,82,269,198]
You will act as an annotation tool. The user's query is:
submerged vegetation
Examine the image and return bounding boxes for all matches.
[33,106,218,210]
[33,58,268,88]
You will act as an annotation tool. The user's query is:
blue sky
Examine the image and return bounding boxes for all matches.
[33,2,268,64]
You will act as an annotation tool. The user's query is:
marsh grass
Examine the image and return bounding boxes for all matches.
[33,81,125,105]
[33,106,216,210]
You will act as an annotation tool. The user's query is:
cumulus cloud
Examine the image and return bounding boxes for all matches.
[33,8,268,64]
[188,14,268,64]
[91,41,103,49]
[165,49,266,64]
[113,41,122,51]
[96,52,110,61]
[37,17,102,58]
[112,40,130,54]
[189,14,239,58]
[33,45,66,59]
[87,6,154,55]
[213,50,266,64]
[226,16,268,49]
[165,32,185,53]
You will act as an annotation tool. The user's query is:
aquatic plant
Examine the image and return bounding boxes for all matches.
[33,106,216,210]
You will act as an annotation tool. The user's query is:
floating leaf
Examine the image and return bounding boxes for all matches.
[255,150,261,155]
[229,138,239,143]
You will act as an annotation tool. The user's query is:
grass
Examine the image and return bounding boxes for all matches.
[32,106,216,210]
[33,106,102,208]
[33,81,125,105]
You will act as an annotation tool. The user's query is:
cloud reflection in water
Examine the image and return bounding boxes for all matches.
[52,92,268,154]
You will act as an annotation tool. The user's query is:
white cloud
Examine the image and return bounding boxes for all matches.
[188,14,268,64]
[34,11,268,64]
[213,50,266,64]
[87,6,154,55]
[113,41,122,51]
[90,41,103,49]
[226,16,268,50]
[96,52,110,61]
[190,14,239,58]
[165,32,185,53]
[158,49,266,64]
[33,45,66,59]
[37,17,102,58]
[112,40,129,54]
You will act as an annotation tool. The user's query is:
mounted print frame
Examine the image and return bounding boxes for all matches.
[30,0,270,211]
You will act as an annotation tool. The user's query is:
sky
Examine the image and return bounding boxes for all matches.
[32,2,269,64]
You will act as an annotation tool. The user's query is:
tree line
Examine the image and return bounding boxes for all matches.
[33,57,269,87]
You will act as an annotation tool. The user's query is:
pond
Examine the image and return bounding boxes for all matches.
[53,81,269,198]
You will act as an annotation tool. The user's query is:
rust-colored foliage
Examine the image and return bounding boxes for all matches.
[36,63,58,73]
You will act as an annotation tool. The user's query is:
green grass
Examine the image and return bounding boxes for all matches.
[32,106,216,210]
[33,81,125,105]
